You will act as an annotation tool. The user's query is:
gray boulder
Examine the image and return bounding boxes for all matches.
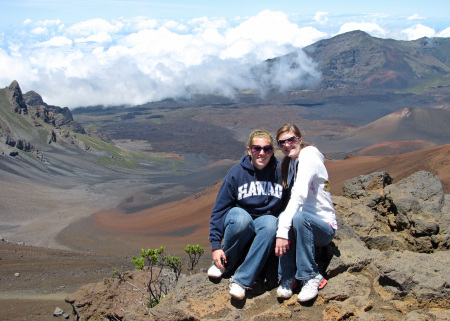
[385,171,448,252]
[342,171,392,199]
[370,250,450,304]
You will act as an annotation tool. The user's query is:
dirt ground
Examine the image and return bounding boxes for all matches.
[0,240,135,320]
[0,165,148,321]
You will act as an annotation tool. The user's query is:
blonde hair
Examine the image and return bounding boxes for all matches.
[247,130,274,148]
[276,124,304,189]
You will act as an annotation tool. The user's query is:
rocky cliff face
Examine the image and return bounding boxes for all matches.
[0,81,90,161]
[65,170,449,320]
[23,89,86,134]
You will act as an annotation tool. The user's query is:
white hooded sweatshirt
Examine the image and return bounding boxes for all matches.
[276,146,338,240]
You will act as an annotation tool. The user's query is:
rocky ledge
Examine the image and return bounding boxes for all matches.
[66,171,449,320]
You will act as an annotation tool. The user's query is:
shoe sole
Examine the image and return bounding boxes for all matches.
[208,274,222,278]
[230,293,245,300]
[277,281,297,299]
[298,295,317,302]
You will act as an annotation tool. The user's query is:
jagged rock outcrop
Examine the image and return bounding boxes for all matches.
[65,171,450,320]
[0,81,93,163]
[337,171,448,253]
[5,136,35,152]
[23,90,86,134]
[7,80,28,114]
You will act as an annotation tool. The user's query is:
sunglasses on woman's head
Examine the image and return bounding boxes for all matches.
[277,136,299,147]
[250,145,274,154]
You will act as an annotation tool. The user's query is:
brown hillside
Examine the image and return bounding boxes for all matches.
[327,144,450,195]
[356,140,436,156]
[340,107,450,147]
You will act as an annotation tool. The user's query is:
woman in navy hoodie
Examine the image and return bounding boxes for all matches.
[208,129,284,300]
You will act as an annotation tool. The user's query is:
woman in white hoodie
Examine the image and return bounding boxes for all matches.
[274,123,337,302]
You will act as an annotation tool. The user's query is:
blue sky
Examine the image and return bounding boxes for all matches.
[1,0,449,108]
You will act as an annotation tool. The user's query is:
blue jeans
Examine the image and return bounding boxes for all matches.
[222,207,278,288]
[278,211,335,281]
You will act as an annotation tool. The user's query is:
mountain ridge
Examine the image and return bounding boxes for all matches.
[302,30,450,91]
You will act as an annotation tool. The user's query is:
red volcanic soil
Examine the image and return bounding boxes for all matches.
[203,159,237,169]
[361,70,406,88]
[356,140,437,156]
[164,153,185,160]
[87,183,222,256]
[327,144,449,195]
[78,144,450,258]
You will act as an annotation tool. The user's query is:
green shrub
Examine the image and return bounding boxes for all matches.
[184,244,205,271]
[132,246,182,308]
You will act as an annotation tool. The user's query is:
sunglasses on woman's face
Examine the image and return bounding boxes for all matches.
[277,136,299,147]
[250,145,274,154]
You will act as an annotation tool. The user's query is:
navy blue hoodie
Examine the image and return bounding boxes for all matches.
[209,154,284,251]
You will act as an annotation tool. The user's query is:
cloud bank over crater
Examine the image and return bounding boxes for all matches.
[1,9,449,108]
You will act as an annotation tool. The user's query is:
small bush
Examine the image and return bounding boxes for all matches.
[184,244,205,271]
[132,246,182,308]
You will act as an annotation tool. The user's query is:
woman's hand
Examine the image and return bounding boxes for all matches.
[275,237,290,257]
[212,249,227,270]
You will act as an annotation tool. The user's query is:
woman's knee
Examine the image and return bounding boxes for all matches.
[255,215,278,235]
[292,211,308,228]
[225,207,253,232]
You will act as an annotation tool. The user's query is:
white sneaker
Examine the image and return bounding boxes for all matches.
[276,277,297,298]
[297,274,324,302]
[207,264,224,278]
[229,282,246,300]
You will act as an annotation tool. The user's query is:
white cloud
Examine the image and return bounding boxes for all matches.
[40,36,73,47]
[75,32,113,44]
[226,10,299,45]
[408,14,425,20]
[402,24,436,40]
[337,22,387,37]
[38,19,62,26]
[438,27,450,37]
[189,16,229,30]
[163,20,187,32]
[65,18,123,37]
[0,48,38,89]
[200,27,225,45]
[314,11,328,24]
[295,27,327,47]
[222,10,326,60]
[136,18,158,30]
[31,27,48,35]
